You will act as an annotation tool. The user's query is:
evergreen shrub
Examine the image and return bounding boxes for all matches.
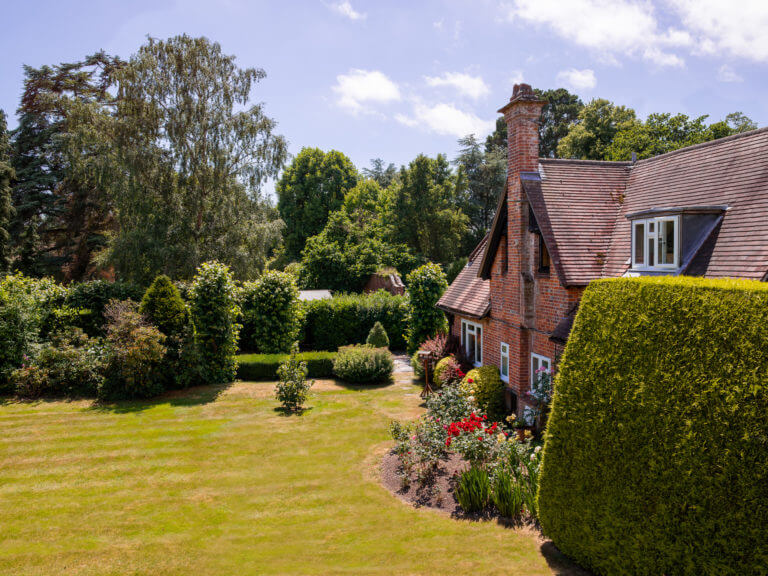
[366,321,389,348]
[333,345,394,383]
[538,277,768,576]
[460,365,505,421]
[405,263,448,354]
[240,271,302,353]
[189,261,241,385]
[236,351,336,381]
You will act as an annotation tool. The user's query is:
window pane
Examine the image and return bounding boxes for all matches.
[461,322,466,348]
[467,333,475,360]
[501,348,508,378]
[659,220,676,265]
[648,236,655,267]
[476,327,482,363]
[633,222,645,265]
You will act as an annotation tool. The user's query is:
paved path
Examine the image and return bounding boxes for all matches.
[392,354,413,374]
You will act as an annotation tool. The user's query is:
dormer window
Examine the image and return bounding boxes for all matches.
[631,215,680,270]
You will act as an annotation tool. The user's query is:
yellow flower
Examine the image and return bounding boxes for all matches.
[524,429,533,439]
[505,414,517,424]
[496,433,506,444]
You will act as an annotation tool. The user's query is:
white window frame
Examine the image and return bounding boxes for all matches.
[460,319,483,367]
[530,353,551,392]
[500,342,510,383]
[631,215,680,270]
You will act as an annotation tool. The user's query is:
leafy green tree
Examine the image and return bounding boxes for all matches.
[106,35,287,284]
[362,158,397,188]
[454,135,506,244]
[0,110,13,274]
[536,88,584,158]
[301,180,416,292]
[139,275,188,337]
[557,99,637,160]
[385,154,469,266]
[485,88,583,158]
[240,271,302,354]
[276,147,358,259]
[405,263,448,354]
[189,261,241,384]
[9,53,122,279]
[607,111,759,161]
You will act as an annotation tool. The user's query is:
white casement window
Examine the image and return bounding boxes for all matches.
[631,215,680,270]
[500,342,510,383]
[461,320,483,367]
[530,353,551,391]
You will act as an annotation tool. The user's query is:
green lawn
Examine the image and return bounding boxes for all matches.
[0,377,576,575]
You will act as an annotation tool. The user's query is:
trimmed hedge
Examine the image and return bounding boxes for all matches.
[301,291,407,351]
[236,352,336,381]
[538,277,768,576]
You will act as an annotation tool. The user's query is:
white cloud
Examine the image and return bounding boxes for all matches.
[716,64,743,83]
[504,0,689,67]
[424,72,491,100]
[333,69,401,113]
[509,70,525,85]
[329,1,366,21]
[395,102,495,138]
[668,0,768,62]
[556,68,597,91]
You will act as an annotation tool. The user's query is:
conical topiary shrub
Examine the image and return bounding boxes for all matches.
[366,321,390,348]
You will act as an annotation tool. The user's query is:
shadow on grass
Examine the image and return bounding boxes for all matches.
[89,382,232,414]
[333,378,396,392]
[539,541,593,576]
[272,406,314,417]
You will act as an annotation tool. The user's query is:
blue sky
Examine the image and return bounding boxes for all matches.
[1,0,767,185]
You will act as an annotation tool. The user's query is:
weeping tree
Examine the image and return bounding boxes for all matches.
[105,35,288,283]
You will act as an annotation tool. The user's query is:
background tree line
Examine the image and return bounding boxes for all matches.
[0,40,757,289]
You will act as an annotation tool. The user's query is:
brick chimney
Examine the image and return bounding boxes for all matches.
[498,83,545,183]
[498,84,545,331]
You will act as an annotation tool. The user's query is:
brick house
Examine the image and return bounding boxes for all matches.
[437,83,768,415]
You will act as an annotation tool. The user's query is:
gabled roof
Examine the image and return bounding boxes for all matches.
[526,160,631,285]
[603,127,768,280]
[436,236,491,319]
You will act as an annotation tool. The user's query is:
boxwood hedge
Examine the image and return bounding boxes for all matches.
[538,277,768,576]
[301,291,407,351]
[236,351,335,381]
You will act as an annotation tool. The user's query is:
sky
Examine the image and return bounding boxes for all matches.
[1,0,767,188]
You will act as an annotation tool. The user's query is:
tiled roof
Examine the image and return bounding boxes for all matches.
[528,160,631,286]
[603,127,768,280]
[436,236,491,318]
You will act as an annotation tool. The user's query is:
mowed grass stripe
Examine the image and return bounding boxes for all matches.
[0,381,562,575]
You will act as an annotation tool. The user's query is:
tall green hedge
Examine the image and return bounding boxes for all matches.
[538,277,768,576]
[301,291,408,351]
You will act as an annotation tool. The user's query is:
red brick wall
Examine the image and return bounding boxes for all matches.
[451,85,587,415]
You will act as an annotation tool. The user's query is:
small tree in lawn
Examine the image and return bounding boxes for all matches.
[366,321,389,348]
[276,343,314,412]
[405,263,448,354]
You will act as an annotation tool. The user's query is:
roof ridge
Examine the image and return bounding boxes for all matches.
[634,126,768,165]
[538,158,632,167]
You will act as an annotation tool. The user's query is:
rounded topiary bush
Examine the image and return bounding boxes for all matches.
[366,321,389,348]
[189,261,241,385]
[333,345,393,383]
[240,271,302,354]
[460,365,504,420]
[140,275,188,337]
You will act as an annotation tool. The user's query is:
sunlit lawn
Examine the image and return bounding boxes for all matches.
[0,376,576,575]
